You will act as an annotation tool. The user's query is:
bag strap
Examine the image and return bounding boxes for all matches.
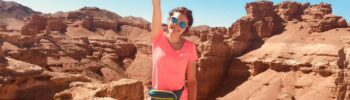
[149,87,184,100]
[172,87,184,93]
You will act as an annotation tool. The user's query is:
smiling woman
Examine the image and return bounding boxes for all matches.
[149,0,198,100]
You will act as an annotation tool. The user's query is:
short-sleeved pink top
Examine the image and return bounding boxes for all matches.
[152,30,198,100]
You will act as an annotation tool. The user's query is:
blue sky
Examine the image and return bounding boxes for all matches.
[5,0,350,27]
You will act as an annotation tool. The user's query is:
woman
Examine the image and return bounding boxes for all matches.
[150,0,198,100]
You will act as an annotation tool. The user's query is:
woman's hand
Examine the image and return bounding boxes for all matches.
[151,0,162,40]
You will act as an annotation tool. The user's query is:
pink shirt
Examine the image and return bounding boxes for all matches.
[152,30,198,100]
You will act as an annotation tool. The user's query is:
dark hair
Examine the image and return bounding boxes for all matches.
[168,7,193,35]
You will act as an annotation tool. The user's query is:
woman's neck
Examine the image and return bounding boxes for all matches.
[166,32,183,44]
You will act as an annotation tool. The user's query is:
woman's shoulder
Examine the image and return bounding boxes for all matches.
[183,37,196,44]
[183,39,196,49]
[152,29,165,40]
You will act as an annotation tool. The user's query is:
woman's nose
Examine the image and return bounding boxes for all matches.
[169,23,178,29]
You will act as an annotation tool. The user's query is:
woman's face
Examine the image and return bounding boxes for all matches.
[167,12,189,36]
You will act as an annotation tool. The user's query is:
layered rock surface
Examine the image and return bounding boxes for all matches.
[220,1,350,100]
[0,0,148,99]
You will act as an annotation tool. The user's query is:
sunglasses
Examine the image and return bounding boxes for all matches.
[171,17,188,29]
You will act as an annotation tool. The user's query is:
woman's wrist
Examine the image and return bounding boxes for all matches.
[152,0,161,8]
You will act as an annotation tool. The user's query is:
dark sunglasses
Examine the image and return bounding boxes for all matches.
[171,17,187,29]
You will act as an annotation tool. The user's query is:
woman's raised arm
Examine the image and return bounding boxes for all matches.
[151,0,162,40]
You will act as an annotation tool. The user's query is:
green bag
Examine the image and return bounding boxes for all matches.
[148,88,184,100]
[149,89,178,100]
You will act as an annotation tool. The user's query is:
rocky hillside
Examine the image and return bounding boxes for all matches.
[190,1,349,100]
[0,0,40,30]
[0,0,39,19]
[219,1,349,100]
[0,0,349,100]
[0,0,149,99]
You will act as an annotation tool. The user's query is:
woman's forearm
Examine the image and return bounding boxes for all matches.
[188,80,197,100]
[152,0,162,38]
[187,61,197,100]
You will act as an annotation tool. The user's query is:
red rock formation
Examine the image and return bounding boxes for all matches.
[189,25,211,41]
[66,7,122,21]
[2,9,138,86]
[0,57,143,100]
[21,15,48,35]
[275,1,307,21]
[222,7,350,100]
[46,17,67,33]
[80,16,120,32]
[125,40,152,83]
[304,2,332,20]
[81,15,95,31]
[21,14,68,35]
[114,39,137,59]
[120,25,150,41]
[119,16,151,31]
[245,1,275,18]
[228,1,285,57]
[0,40,7,64]
[0,22,7,31]
[94,79,144,100]
[309,14,348,32]
[54,78,144,100]
[0,57,91,100]
[6,48,47,67]
[0,1,148,99]
[197,32,231,100]
[0,0,40,20]
[94,19,119,32]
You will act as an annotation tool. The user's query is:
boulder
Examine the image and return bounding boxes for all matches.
[0,57,90,100]
[54,78,144,100]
